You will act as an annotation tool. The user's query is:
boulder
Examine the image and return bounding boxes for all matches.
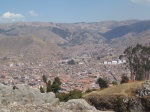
[59,99,100,112]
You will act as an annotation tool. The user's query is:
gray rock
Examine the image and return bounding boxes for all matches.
[0,83,107,112]
[60,99,100,112]
[0,84,57,105]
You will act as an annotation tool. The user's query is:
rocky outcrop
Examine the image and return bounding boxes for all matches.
[0,83,107,112]
[0,83,59,105]
[0,99,109,112]
[136,80,150,97]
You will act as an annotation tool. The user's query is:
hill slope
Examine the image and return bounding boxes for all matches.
[84,81,150,111]
[0,20,150,60]
[0,35,62,62]
[84,81,144,97]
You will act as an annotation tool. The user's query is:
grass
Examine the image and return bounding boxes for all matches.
[84,81,144,98]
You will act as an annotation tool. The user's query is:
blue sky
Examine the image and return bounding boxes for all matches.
[0,0,150,23]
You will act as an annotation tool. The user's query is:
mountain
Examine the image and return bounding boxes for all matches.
[0,20,140,45]
[103,20,150,40]
[0,20,149,61]
[0,35,62,62]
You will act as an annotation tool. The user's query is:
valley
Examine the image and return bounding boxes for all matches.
[0,20,150,92]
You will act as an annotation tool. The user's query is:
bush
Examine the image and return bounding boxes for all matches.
[114,97,127,112]
[40,86,45,93]
[40,75,62,93]
[85,89,93,93]
[68,59,76,65]
[112,81,118,85]
[97,77,108,88]
[69,89,82,99]
[56,93,69,102]
[56,89,82,102]
[141,97,150,111]
[121,76,129,84]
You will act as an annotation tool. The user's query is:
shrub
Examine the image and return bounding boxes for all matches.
[56,89,82,102]
[141,97,150,111]
[121,76,129,84]
[114,97,127,112]
[112,81,118,85]
[40,86,45,93]
[97,77,108,88]
[68,59,76,65]
[85,89,93,93]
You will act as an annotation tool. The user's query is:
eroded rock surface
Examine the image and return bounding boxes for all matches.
[0,84,109,112]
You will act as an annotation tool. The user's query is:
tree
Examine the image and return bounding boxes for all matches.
[53,77,61,85]
[121,76,129,84]
[119,55,124,60]
[97,77,108,88]
[46,80,52,92]
[68,59,76,65]
[52,77,62,93]
[96,56,101,60]
[40,86,45,93]
[40,75,62,93]
[124,46,134,80]
[51,83,61,93]
[123,44,150,80]
[42,75,47,84]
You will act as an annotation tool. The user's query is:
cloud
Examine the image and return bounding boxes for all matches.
[130,0,150,4]
[29,11,38,17]
[0,12,24,22]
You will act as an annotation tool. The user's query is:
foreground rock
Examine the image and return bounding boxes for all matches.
[0,99,114,112]
[0,83,111,112]
[0,83,58,105]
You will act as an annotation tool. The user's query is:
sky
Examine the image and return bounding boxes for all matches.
[0,0,150,23]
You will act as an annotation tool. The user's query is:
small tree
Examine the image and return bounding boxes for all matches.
[42,75,47,84]
[68,59,76,65]
[51,77,62,93]
[40,86,45,93]
[51,83,61,93]
[112,81,118,85]
[97,77,108,88]
[46,80,52,92]
[53,77,61,85]
[121,76,129,84]
[40,75,62,93]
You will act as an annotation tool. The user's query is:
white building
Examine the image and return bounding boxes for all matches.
[112,61,118,64]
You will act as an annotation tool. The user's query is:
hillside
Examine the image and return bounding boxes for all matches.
[84,81,144,97]
[84,81,150,111]
[103,20,150,40]
[0,35,62,62]
[0,20,149,60]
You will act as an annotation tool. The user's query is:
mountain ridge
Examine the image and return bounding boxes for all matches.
[0,20,149,61]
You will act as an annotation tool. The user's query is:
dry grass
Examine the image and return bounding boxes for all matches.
[84,81,144,97]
